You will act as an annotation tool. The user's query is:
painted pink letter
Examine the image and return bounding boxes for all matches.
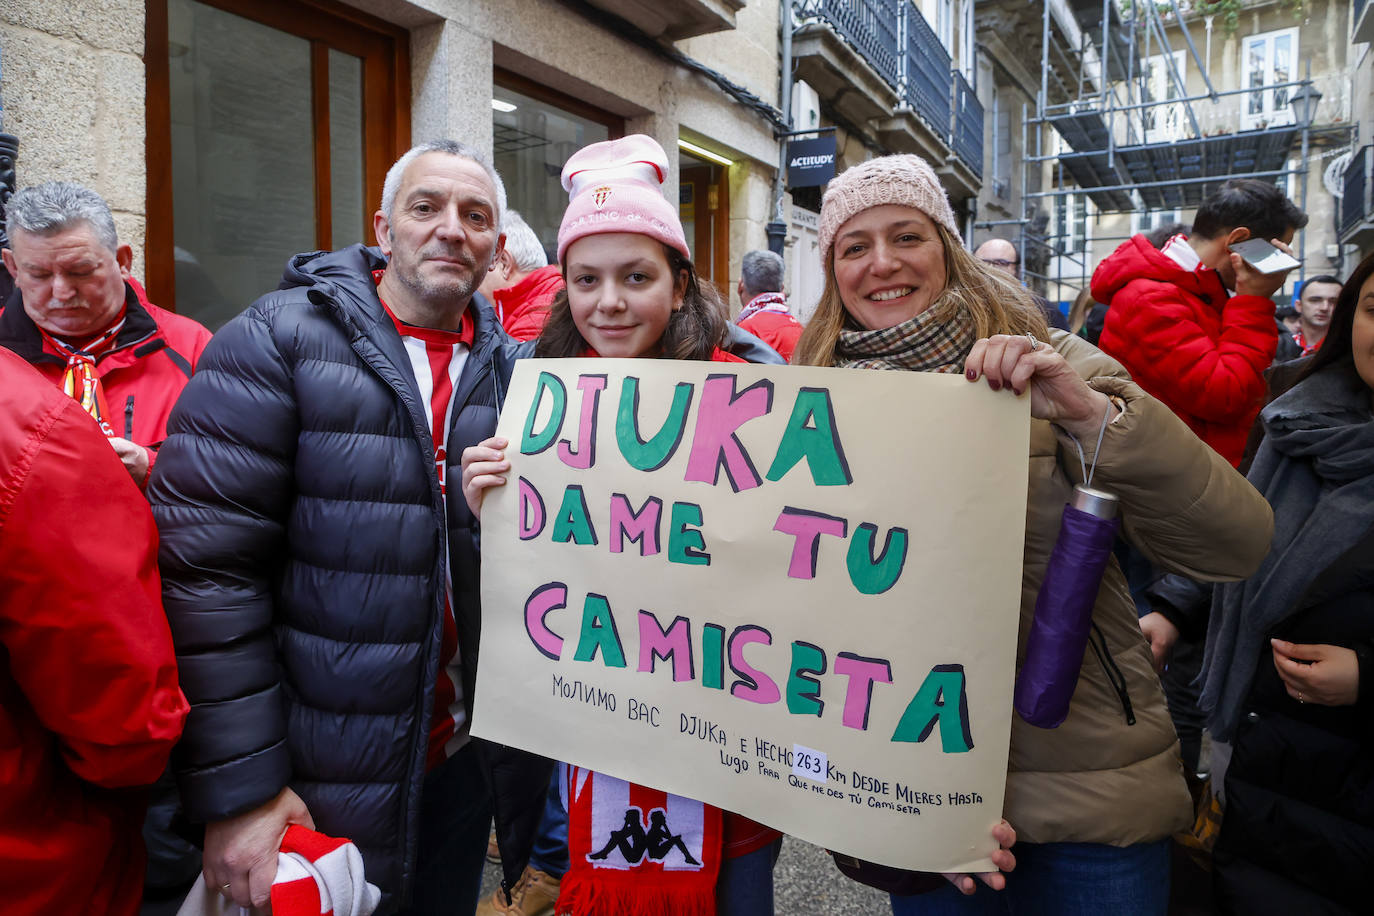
[683,376,772,492]
[834,653,893,730]
[558,375,607,469]
[772,507,848,579]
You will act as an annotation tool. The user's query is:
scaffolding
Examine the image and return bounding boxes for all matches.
[978,0,1320,306]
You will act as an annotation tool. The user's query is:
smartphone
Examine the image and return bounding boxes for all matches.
[1228,238,1301,274]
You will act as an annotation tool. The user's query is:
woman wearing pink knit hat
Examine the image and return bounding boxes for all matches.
[794,154,1272,915]
[461,134,780,916]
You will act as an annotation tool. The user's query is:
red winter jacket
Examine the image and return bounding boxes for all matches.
[496,265,566,342]
[0,277,213,453]
[738,309,803,362]
[0,348,188,916]
[1091,235,1277,466]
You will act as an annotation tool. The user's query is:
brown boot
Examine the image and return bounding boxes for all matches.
[475,866,560,916]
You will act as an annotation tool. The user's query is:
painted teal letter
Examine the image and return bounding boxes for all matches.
[846,523,909,595]
[551,485,598,545]
[765,388,853,486]
[786,641,827,717]
[891,664,973,753]
[616,379,693,471]
[668,502,711,565]
[702,624,725,689]
[521,371,566,455]
[572,593,627,668]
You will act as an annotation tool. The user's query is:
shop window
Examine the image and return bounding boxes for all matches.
[492,70,623,265]
[146,0,408,328]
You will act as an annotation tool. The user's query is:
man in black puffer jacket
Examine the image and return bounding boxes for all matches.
[148,140,549,915]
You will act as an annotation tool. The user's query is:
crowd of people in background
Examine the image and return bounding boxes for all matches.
[0,125,1370,916]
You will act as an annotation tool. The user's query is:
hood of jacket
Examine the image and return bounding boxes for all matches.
[1091,234,1226,308]
[275,244,507,361]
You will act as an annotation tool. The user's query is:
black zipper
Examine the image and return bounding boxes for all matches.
[124,395,135,439]
[1087,623,1136,725]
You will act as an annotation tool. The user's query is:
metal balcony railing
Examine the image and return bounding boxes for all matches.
[796,1,974,167]
[900,3,951,143]
[794,0,901,88]
[1340,145,1371,241]
[951,71,983,177]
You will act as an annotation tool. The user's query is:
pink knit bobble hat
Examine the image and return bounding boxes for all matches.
[818,154,960,264]
[557,134,691,263]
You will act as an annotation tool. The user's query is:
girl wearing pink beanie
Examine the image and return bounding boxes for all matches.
[535,134,737,362]
[460,135,780,916]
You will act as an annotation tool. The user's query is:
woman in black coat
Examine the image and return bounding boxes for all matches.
[1201,251,1374,915]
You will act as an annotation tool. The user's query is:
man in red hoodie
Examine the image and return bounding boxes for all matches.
[1092,179,1306,468]
[479,210,564,341]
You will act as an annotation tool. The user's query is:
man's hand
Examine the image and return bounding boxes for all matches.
[1139,612,1180,673]
[1232,238,1297,300]
[204,786,314,910]
[108,437,149,487]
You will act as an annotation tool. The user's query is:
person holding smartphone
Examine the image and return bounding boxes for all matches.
[1091,179,1306,470]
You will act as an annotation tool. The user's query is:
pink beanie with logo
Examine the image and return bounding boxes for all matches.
[557,134,691,263]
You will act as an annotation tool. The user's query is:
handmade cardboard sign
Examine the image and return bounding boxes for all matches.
[472,359,1030,873]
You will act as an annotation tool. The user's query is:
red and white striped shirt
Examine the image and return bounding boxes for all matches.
[376,273,474,769]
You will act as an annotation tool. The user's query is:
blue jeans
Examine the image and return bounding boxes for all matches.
[716,837,782,916]
[890,839,1170,916]
[399,742,492,916]
[529,764,570,878]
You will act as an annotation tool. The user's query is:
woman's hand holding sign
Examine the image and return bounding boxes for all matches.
[943,819,1016,895]
[461,435,510,518]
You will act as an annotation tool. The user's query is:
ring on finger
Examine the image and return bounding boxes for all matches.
[1024,333,1041,351]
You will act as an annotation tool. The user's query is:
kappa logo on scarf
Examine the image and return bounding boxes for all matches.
[587,806,703,870]
[593,186,613,208]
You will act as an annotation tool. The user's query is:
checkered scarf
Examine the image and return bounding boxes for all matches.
[834,300,975,373]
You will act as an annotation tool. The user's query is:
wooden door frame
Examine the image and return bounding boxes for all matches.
[680,163,730,300]
[145,0,409,310]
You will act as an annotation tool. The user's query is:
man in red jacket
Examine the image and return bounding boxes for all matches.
[1092,179,1306,468]
[0,348,189,916]
[735,249,803,361]
[479,210,564,341]
[1,182,213,487]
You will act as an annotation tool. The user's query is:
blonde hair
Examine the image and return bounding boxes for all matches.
[792,222,1050,367]
[1067,287,1099,335]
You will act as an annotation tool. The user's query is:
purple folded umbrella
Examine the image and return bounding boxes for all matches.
[1015,486,1120,729]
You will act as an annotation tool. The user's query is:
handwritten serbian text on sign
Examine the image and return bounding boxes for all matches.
[472,360,1030,873]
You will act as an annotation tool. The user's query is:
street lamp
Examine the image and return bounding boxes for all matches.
[1289,83,1322,128]
[1289,80,1322,288]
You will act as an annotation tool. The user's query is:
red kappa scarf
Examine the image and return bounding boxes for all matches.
[38,312,126,437]
[557,767,721,916]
